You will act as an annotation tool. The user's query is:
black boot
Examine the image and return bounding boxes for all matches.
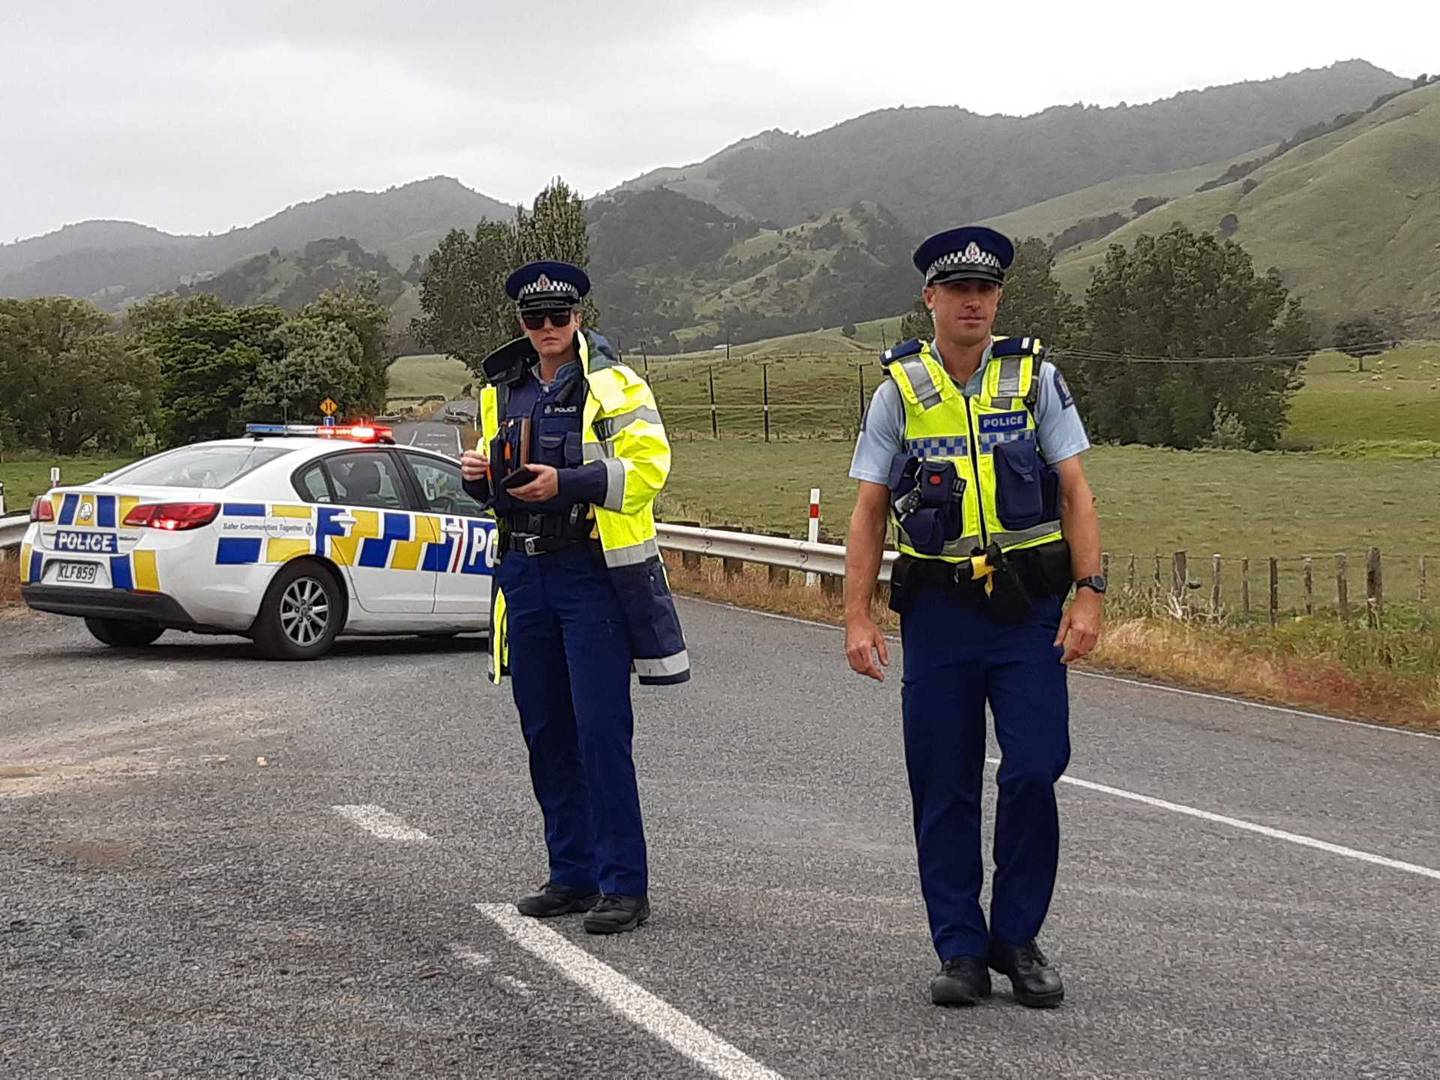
[582,894,650,935]
[515,882,600,918]
[987,938,1064,1008]
[930,957,992,1007]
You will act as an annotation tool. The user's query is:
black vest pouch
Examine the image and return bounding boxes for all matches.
[991,438,1046,530]
[889,455,965,556]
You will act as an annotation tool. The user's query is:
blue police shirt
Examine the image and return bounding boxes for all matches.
[850,342,1090,485]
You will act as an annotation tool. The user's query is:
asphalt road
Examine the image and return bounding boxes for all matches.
[392,421,462,458]
[3,602,1438,1079]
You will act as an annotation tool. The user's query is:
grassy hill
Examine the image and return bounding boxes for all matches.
[981,147,1273,246]
[613,61,1405,233]
[1056,81,1440,331]
[0,177,513,311]
[173,237,410,311]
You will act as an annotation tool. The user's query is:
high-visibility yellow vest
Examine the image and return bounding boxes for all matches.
[479,330,688,686]
[884,336,1063,563]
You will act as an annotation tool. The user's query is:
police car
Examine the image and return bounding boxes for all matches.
[18,424,497,659]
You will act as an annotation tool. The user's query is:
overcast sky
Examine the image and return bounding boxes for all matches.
[1,0,1434,243]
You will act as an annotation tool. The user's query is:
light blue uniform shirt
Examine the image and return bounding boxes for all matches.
[850,342,1090,485]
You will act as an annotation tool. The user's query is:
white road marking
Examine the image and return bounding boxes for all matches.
[984,758,1440,882]
[477,903,785,1080]
[331,804,431,842]
[679,596,1440,741]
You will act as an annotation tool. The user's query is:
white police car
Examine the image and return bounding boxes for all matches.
[18,424,497,659]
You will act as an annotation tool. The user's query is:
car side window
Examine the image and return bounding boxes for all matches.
[403,452,487,518]
[324,451,408,511]
[294,461,335,503]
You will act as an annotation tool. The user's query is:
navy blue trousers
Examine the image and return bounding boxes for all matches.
[497,544,648,897]
[900,588,1071,962]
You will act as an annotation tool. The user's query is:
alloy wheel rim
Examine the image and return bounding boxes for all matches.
[279,577,330,647]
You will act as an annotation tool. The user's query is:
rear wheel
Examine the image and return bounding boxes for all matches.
[84,618,165,647]
[253,561,343,660]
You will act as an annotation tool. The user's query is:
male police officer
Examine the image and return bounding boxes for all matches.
[842,227,1104,1007]
[460,260,688,935]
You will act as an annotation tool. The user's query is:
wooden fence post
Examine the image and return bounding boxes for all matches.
[1153,554,1162,594]
[1303,556,1314,616]
[1241,557,1251,618]
[821,572,843,599]
[1171,550,1187,601]
[765,531,790,587]
[762,363,771,444]
[1102,552,1110,580]
[1335,553,1349,623]
[708,365,718,439]
[1211,554,1222,616]
[1420,555,1428,603]
[1268,557,1278,625]
[1127,554,1136,590]
[1366,547,1382,628]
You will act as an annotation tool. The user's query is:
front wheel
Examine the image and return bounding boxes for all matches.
[84,618,165,647]
[253,561,343,660]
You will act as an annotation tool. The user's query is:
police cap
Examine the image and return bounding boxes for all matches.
[505,260,591,312]
[912,226,1014,286]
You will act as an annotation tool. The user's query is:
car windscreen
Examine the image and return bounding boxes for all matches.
[101,445,294,489]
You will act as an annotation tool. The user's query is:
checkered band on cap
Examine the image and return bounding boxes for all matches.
[926,240,1002,280]
[517,273,580,300]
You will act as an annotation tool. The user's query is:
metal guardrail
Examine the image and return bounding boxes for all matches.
[655,522,894,583]
[0,514,29,551]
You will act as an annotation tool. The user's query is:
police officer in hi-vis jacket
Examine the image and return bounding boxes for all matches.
[842,227,1104,1007]
[461,260,687,935]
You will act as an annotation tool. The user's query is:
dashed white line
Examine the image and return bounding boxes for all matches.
[477,903,785,1080]
[986,758,1440,882]
[331,804,431,842]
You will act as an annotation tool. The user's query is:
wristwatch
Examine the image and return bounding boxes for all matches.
[1074,575,1107,595]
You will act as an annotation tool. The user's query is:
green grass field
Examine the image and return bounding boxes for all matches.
[0,454,134,515]
[385,353,472,402]
[1282,345,1440,449]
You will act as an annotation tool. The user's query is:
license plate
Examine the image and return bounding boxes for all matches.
[55,562,99,584]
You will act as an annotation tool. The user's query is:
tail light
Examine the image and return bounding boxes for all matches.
[122,502,220,531]
[30,496,55,523]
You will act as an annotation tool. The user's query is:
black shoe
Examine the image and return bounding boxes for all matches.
[930,956,992,1007]
[988,938,1064,1008]
[515,882,600,918]
[582,894,650,935]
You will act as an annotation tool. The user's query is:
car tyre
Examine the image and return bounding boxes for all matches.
[254,560,343,660]
[84,618,165,647]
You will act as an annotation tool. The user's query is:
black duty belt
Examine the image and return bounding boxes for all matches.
[505,533,598,556]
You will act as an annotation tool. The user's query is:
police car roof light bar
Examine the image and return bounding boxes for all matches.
[245,422,395,444]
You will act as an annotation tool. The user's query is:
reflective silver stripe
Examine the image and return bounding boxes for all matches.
[894,534,982,558]
[993,520,1063,548]
[995,356,1023,399]
[584,440,616,462]
[899,358,942,409]
[594,406,662,441]
[633,651,689,677]
[602,537,660,567]
[601,458,627,512]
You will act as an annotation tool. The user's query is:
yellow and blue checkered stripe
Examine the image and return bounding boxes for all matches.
[212,504,494,576]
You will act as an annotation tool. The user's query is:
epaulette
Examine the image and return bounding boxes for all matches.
[481,336,537,387]
[990,335,1045,358]
[881,338,923,364]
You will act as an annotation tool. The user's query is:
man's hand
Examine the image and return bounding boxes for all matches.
[845,615,891,681]
[1055,589,1103,664]
[460,449,489,483]
[509,463,561,502]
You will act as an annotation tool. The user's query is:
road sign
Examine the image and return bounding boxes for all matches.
[319,397,339,417]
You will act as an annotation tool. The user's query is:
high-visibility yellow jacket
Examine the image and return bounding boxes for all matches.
[883,335,1063,563]
[479,330,689,685]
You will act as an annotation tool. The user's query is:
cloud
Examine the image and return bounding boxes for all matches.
[0,0,1431,241]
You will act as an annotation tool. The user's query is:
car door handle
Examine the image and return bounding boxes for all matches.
[334,514,358,526]
[443,521,466,535]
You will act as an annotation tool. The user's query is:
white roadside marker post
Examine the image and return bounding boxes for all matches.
[805,488,821,588]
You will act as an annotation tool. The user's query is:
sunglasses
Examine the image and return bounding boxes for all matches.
[521,309,574,330]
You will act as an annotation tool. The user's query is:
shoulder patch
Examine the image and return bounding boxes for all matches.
[990,335,1044,358]
[1054,368,1075,409]
[881,338,923,364]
